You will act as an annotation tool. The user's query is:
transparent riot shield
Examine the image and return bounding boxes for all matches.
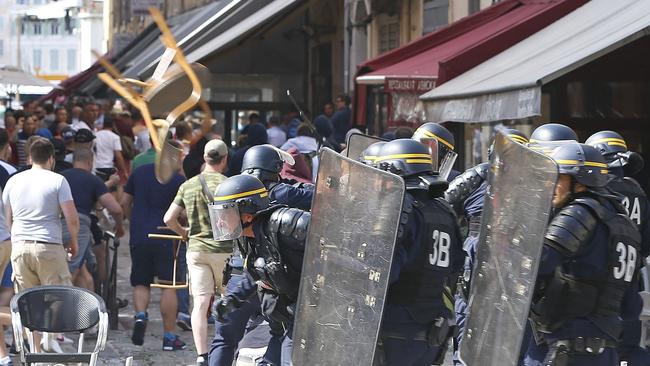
[344,133,386,161]
[459,129,558,366]
[292,148,406,366]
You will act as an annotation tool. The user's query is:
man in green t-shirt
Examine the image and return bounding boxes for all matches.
[164,138,232,366]
[131,147,156,171]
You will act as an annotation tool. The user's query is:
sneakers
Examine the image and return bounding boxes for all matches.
[196,355,208,366]
[131,315,148,346]
[40,332,63,353]
[162,335,186,351]
[176,312,192,331]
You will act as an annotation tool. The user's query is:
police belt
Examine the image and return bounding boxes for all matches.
[231,267,243,276]
[553,337,617,355]
[468,216,482,237]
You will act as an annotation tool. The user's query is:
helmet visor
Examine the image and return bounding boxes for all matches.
[208,203,243,241]
[439,150,458,181]
[416,137,439,172]
[262,144,295,166]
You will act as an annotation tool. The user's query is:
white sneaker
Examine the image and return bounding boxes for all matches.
[40,332,63,353]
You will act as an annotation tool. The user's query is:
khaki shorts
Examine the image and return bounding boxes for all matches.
[186,251,230,296]
[11,242,72,291]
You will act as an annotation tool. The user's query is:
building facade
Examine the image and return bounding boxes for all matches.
[5,0,104,82]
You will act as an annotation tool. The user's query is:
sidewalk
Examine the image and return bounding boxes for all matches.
[92,235,200,366]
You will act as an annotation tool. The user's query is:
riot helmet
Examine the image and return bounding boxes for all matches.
[209,175,270,241]
[359,141,386,165]
[412,122,455,159]
[529,123,578,155]
[241,144,295,183]
[503,128,529,145]
[550,142,608,188]
[375,139,434,177]
[412,122,458,179]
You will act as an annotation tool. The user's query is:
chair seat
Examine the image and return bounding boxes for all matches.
[25,352,93,363]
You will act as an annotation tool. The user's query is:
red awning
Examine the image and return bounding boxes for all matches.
[38,60,104,102]
[354,0,586,124]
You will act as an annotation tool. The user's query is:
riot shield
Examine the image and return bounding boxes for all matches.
[344,133,386,161]
[293,148,405,366]
[459,129,558,366]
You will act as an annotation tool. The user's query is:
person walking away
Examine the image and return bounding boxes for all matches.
[2,138,79,353]
[94,118,128,183]
[121,152,186,351]
[164,139,232,366]
[61,148,124,290]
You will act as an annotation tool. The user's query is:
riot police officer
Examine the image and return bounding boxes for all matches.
[586,130,650,365]
[373,139,463,365]
[524,143,641,366]
[211,175,310,366]
[412,122,460,181]
[445,128,529,365]
[209,146,314,366]
[240,144,314,211]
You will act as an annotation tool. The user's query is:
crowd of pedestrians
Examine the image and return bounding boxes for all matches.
[0,93,357,366]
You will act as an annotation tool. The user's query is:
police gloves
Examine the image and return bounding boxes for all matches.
[214,295,242,322]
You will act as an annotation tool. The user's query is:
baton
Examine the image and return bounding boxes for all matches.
[286,90,313,126]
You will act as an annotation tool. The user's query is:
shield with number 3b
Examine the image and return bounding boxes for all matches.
[292,148,406,366]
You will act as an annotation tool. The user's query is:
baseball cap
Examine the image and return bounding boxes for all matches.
[52,138,66,157]
[61,126,76,141]
[204,138,228,159]
[74,128,95,143]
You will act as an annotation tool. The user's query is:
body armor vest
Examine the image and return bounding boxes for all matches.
[531,196,641,339]
[387,192,461,323]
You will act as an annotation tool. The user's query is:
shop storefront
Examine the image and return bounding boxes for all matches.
[421,0,650,190]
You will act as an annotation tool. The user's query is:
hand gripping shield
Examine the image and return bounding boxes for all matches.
[459,128,558,366]
[292,148,406,366]
[344,133,386,161]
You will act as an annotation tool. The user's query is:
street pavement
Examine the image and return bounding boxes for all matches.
[6,230,455,366]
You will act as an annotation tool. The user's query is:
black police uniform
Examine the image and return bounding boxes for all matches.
[608,168,650,365]
[374,139,463,366]
[525,144,641,366]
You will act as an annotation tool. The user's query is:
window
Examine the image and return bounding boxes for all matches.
[33,49,42,70]
[0,17,4,31]
[67,49,76,71]
[34,0,44,4]
[16,0,28,5]
[0,41,4,57]
[33,21,41,35]
[378,21,399,54]
[50,21,58,35]
[469,0,481,14]
[423,0,449,34]
[50,49,59,71]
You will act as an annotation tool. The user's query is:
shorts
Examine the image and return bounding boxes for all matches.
[11,242,72,291]
[0,241,11,287]
[95,167,116,182]
[90,214,103,246]
[130,243,185,287]
[186,251,231,296]
[61,213,92,272]
[1,262,12,287]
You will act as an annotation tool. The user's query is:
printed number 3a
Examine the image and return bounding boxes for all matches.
[613,242,636,282]
[429,230,450,268]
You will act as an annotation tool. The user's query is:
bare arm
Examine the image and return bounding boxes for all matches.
[114,150,128,181]
[163,203,188,239]
[120,192,133,220]
[60,200,79,257]
[98,192,124,237]
[4,202,11,231]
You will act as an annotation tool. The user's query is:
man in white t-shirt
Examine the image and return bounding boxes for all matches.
[95,118,127,182]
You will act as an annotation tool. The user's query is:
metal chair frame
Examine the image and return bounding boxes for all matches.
[148,230,188,290]
[10,285,109,366]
